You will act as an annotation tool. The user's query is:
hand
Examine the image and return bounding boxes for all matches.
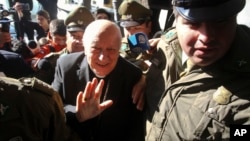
[132,75,146,111]
[13,2,23,11]
[147,38,161,54]
[76,78,113,122]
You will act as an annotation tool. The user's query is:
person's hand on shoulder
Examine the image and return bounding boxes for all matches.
[147,38,161,54]
[76,78,113,122]
[132,75,146,111]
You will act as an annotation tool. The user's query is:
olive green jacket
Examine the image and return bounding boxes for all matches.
[0,77,80,141]
[146,25,250,141]
[145,27,183,123]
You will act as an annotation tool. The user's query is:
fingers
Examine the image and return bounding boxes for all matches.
[82,81,92,101]
[132,75,146,102]
[149,38,160,47]
[148,38,161,54]
[132,85,140,104]
[136,93,145,111]
[82,78,103,101]
[76,91,83,111]
[94,79,104,99]
[99,100,113,111]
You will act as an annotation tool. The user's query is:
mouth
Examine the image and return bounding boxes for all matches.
[194,47,217,58]
[96,62,109,67]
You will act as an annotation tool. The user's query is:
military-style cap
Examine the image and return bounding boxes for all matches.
[172,0,246,22]
[64,6,94,32]
[118,0,152,27]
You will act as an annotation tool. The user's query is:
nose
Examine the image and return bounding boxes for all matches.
[98,50,108,61]
[198,23,215,44]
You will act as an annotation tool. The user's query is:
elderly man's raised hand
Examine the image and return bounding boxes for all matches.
[76,78,113,122]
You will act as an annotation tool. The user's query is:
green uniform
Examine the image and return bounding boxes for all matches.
[0,76,79,141]
[146,25,250,140]
[145,27,183,127]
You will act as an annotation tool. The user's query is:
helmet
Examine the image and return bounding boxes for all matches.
[172,0,246,22]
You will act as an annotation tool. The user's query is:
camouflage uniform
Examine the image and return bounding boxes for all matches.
[0,76,80,141]
[145,25,250,141]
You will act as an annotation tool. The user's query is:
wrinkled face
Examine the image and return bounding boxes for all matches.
[67,31,84,53]
[84,28,121,77]
[176,15,237,67]
[36,15,49,28]
[123,22,152,38]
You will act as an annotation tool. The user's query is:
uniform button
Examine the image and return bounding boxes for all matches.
[208,108,214,114]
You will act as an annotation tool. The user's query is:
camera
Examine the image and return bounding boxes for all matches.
[0,4,15,32]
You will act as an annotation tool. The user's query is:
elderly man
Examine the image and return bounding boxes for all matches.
[52,20,145,141]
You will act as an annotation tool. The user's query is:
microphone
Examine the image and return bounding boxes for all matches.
[28,40,37,49]
[127,32,150,54]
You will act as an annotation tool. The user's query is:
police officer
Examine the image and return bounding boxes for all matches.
[64,6,94,54]
[145,0,250,140]
[0,76,81,140]
[118,0,153,73]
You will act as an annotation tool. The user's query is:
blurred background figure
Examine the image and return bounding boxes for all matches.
[94,8,112,20]
[10,0,35,41]
[31,19,67,69]
[36,9,50,36]
[37,0,58,20]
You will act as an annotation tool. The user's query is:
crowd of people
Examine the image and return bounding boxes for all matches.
[1,0,250,140]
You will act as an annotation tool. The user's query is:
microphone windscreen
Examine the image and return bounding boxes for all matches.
[127,32,150,53]
[28,40,37,49]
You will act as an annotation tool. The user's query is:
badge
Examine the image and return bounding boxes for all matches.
[124,14,132,20]
[77,20,84,25]
[213,86,232,105]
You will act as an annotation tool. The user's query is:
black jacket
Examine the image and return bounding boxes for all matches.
[52,52,145,141]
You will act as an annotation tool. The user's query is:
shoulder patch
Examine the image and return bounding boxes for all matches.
[162,27,177,43]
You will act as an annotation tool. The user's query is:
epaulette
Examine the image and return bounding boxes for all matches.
[0,77,22,87]
[18,77,56,96]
